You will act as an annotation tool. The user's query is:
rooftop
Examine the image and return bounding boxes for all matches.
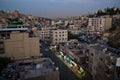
[60,40,85,57]
[1,58,59,80]
[0,28,28,31]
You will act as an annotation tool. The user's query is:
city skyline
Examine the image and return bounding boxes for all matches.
[0,0,120,18]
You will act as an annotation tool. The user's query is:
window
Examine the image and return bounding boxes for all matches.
[55,32,57,34]
[0,41,3,44]
[100,57,103,62]
[86,57,89,61]
[55,35,58,37]
[0,48,4,54]
[91,53,93,56]
[55,39,57,41]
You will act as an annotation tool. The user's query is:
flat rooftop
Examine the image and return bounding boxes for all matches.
[16,58,57,79]
[2,58,59,80]
[0,28,28,31]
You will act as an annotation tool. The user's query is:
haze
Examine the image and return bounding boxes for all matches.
[0,0,119,18]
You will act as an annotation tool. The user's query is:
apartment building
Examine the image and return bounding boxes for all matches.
[59,39,86,64]
[37,27,56,41]
[0,28,40,60]
[38,30,50,41]
[51,29,68,45]
[85,44,120,80]
[88,17,112,34]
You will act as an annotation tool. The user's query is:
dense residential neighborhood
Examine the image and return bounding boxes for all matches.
[0,5,120,80]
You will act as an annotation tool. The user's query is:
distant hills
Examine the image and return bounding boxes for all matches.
[88,7,120,17]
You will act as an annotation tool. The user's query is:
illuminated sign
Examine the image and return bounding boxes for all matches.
[116,58,120,67]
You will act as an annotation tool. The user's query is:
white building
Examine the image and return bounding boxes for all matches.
[88,17,112,34]
[65,20,69,26]
[38,29,50,41]
[51,29,68,45]
[51,20,55,25]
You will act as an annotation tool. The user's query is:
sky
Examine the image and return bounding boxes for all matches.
[0,0,120,18]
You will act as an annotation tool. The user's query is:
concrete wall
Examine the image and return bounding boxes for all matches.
[104,18,112,31]
[86,44,116,80]
[4,32,40,60]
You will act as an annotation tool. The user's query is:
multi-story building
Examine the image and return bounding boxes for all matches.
[37,27,56,41]
[85,44,120,80]
[1,58,60,80]
[88,17,112,34]
[51,20,55,25]
[68,24,81,35]
[51,29,68,45]
[59,39,86,64]
[0,28,40,60]
[38,29,50,41]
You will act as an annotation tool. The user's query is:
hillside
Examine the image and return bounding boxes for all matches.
[107,27,120,49]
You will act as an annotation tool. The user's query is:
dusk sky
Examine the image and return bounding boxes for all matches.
[0,0,120,18]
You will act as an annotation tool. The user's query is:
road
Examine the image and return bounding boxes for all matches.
[40,41,81,80]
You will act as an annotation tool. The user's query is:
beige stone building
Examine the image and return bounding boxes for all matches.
[88,17,112,34]
[0,28,40,60]
[51,29,68,45]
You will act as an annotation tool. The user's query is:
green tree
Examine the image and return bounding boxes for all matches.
[68,31,78,40]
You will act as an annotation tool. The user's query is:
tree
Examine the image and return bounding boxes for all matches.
[68,31,78,40]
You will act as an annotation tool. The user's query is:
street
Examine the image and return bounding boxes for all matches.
[40,41,81,80]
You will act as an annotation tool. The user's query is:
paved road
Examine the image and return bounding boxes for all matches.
[40,41,81,80]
